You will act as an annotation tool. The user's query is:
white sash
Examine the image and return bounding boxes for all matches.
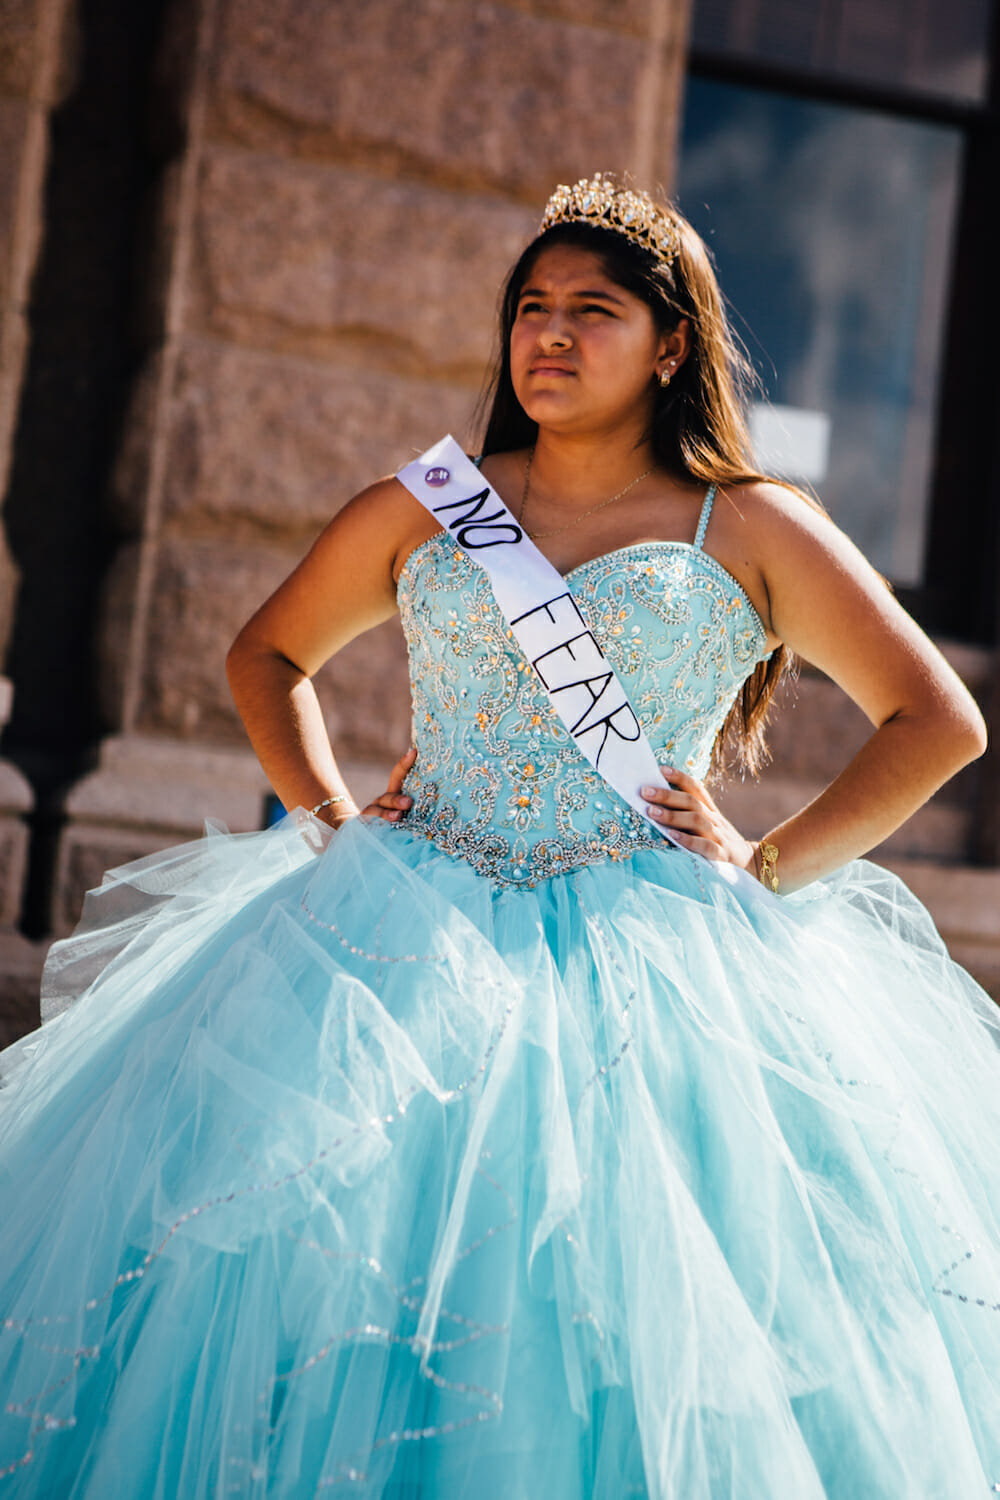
[397,435,683,849]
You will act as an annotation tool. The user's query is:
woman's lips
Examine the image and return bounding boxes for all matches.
[529,363,576,376]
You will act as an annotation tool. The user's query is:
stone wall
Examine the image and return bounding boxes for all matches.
[1,0,998,1045]
[0,0,74,1038]
[0,0,74,679]
[53,0,694,934]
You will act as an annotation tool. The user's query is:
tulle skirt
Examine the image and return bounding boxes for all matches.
[1,811,999,1498]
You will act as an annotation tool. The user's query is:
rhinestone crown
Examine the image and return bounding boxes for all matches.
[539,173,680,267]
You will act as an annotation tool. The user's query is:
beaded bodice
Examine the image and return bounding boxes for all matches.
[395,505,769,889]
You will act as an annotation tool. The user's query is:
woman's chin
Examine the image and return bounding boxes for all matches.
[518,393,596,432]
[518,388,576,417]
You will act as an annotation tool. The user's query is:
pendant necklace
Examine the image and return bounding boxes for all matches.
[519,447,656,540]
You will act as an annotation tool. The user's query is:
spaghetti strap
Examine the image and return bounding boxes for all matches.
[693,483,717,550]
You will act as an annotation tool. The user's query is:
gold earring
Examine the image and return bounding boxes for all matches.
[658,367,672,387]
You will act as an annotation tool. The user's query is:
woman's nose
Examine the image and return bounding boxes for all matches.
[537,313,572,350]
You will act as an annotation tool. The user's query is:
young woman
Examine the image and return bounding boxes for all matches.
[1,175,998,1498]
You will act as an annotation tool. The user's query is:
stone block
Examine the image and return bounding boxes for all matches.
[0,813,29,927]
[53,823,189,939]
[760,648,987,814]
[97,537,289,742]
[130,159,184,354]
[0,754,30,812]
[0,0,76,103]
[50,737,400,937]
[878,858,1000,999]
[52,733,272,935]
[0,755,32,930]
[715,771,972,863]
[503,0,655,33]
[146,0,200,160]
[762,670,872,784]
[114,538,412,758]
[948,943,1000,1001]
[0,91,54,310]
[0,0,38,96]
[883,858,1000,947]
[0,931,45,1048]
[312,617,413,767]
[0,319,29,529]
[92,539,143,730]
[105,354,161,538]
[144,339,475,541]
[0,305,28,444]
[209,0,648,197]
[62,733,271,833]
[191,153,534,375]
[0,94,30,301]
[0,534,19,661]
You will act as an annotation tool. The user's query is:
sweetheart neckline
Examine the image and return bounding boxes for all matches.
[396,531,770,652]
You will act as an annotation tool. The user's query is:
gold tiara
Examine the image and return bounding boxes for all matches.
[539,174,680,267]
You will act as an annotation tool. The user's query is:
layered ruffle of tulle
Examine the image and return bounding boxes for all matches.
[1,812,999,1498]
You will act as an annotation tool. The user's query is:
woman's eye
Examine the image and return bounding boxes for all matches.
[581,304,612,316]
[519,301,545,314]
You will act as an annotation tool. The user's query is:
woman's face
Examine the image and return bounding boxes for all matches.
[509,244,669,439]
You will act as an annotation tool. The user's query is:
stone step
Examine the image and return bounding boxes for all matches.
[876,857,1000,1000]
[715,774,972,863]
[761,642,990,807]
[0,933,47,1049]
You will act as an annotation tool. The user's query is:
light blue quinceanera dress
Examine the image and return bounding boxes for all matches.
[1,485,999,1499]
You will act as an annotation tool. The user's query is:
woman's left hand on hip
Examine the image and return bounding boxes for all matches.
[642,765,756,870]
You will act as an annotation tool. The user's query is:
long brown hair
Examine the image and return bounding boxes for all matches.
[478,205,799,780]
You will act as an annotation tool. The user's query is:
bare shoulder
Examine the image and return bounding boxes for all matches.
[716,479,835,544]
[331,473,425,538]
[692,479,824,646]
[716,479,937,691]
[230,474,437,675]
[306,473,442,585]
[714,479,869,614]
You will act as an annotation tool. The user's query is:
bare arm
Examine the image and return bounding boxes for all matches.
[646,485,987,891]
[226,476,428,825]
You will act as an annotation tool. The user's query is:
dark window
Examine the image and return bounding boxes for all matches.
[678,80,961,586]
[682,0,1000,641]
[691,0,993,104]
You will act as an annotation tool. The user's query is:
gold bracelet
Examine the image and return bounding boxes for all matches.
[311,794,348,816]
[758,838,780,894]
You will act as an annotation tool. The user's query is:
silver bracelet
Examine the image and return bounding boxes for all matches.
[310,794,348,816]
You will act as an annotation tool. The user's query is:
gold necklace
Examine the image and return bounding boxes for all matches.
[518,448,656,540]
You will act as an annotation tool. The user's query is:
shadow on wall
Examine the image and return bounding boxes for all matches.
[1,0,172,935]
